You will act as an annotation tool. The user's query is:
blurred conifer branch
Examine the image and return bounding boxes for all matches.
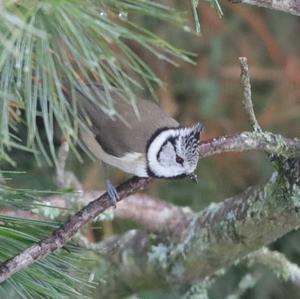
[0,181,96,298]
[0,0,192,166]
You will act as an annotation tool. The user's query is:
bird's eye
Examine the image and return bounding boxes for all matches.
[176,155,184,165]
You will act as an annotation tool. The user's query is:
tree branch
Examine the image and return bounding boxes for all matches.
[230,0,300,16]
[172,169,300,284]
[93,166,300,296]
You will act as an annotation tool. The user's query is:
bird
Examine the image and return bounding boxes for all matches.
[64,83,203,204]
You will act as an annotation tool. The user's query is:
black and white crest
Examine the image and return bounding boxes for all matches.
[180,122,203,164]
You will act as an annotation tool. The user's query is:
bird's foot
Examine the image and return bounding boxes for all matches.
[106,180,120,208]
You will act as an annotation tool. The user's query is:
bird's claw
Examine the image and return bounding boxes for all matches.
[106,180,119,208]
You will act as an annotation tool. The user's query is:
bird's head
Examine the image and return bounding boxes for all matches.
[146,123,203,181]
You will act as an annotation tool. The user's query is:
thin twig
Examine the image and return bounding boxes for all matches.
[0,176,152,283]
[239,57,262,132]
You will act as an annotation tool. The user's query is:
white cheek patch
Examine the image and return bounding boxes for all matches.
[147,130,186,177]
[158,142,175,167]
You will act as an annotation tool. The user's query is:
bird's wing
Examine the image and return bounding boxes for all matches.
[68,84,179,157]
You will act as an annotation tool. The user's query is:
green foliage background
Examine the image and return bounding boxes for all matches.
[0,0,300,298]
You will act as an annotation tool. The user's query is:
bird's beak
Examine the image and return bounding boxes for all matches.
[188,173,198,183]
